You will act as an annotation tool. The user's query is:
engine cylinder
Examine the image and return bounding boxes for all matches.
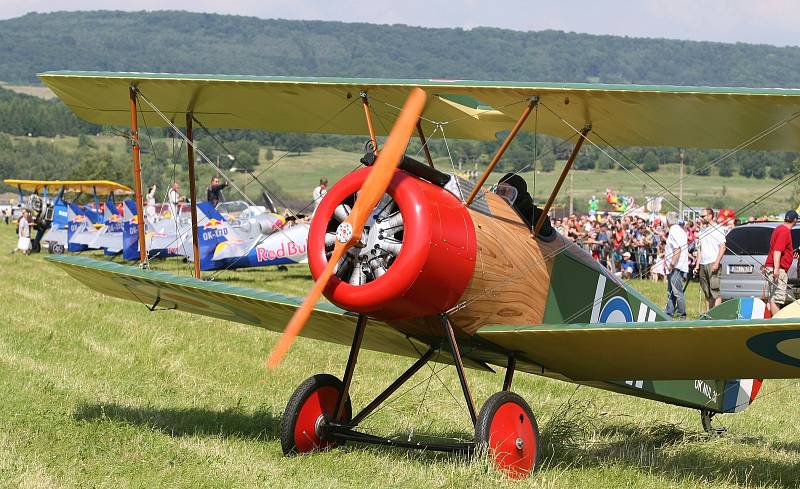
[308,168,476,320]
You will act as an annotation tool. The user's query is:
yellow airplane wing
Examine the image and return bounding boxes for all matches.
[39,71,800,151]
[4,179,134,195]
[477,320,800,380]
[46,255,489,371]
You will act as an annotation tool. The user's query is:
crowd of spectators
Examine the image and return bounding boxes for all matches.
[551,211,731,281]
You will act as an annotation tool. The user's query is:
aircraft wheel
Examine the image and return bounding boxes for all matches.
[50,243,65,254]
[475,391,541,479]
[31,241,41,253]
[280,374,351,455]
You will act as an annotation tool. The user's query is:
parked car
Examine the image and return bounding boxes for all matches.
[720,222,800,300]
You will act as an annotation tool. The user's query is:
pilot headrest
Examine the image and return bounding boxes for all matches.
[499,173,527,194]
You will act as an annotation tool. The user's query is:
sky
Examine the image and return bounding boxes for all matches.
[0,0,798,47]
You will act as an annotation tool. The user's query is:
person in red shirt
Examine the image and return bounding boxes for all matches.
[764,210,798,315]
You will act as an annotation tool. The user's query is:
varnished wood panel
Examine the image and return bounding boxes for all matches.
[450,193,564,335]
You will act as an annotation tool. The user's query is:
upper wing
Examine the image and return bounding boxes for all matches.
[4,179,133,195]
[39,71,800,150]
[47,255,483,369]
[477,319,800,380]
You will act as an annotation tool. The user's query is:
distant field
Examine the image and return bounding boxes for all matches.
[251,148,795,217]
[0,226,799,487]
[12,133,796,217]
[0,81,56,99]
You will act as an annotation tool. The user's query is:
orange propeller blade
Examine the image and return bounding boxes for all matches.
[266,87,427,369]
[346,88,427,236]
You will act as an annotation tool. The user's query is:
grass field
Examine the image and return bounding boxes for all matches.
[1,226,799,488]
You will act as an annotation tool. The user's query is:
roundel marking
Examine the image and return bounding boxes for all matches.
[747,330,800,367]
[599,297,633,323]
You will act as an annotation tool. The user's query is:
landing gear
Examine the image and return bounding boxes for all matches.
[700,409,726,435]
[280,374,352,455]
[277,314,539,478]
[48,242,65,254]
[475,391,541,479]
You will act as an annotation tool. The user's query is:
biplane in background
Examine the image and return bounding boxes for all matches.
[194,200,309,272]
[3,179,133,253]
[39,71,800,478]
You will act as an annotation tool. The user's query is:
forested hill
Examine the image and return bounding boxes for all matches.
[2,10,800,87]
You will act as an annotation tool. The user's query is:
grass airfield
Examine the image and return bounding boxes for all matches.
[0,226,799,488]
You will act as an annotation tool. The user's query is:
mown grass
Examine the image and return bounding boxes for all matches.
[0,225,799,488]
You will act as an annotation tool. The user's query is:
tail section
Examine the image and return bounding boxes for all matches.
[122,217,141,261]
[196,202,229,270]
[707,297,765,413]
[67,203,88,252]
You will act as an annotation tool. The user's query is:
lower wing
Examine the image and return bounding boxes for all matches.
[477,319,800,380]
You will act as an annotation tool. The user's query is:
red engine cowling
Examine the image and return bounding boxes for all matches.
[308,167,476,320]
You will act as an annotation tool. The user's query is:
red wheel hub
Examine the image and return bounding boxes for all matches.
[293,385,340,453]
[488,401,537,479]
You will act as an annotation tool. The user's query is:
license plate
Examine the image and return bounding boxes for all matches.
[729,264,754,274]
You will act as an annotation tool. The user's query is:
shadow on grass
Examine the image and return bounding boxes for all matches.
[72,401,800,485]
[539,403,800,488]
[74,402,281,441]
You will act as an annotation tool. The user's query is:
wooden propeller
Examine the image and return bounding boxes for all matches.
[267,88,428,368]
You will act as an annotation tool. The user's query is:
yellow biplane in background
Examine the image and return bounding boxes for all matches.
[39,71,800,478]
[4,179,133,253]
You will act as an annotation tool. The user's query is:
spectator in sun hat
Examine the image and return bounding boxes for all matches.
[620,251,636,279]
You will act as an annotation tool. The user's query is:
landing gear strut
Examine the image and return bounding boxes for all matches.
[700,409,726,435]
[278,314,541,478]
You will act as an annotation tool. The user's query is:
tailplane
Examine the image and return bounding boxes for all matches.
[706,297,765,413]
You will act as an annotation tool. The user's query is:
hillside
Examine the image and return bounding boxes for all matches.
[1,11,800,213]
[3,11,800,87]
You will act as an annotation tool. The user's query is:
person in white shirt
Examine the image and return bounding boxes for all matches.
[145,184,157,220]
[16,208,31,255]
[312,177,328,215]
[664,211,688,319]
[167,182,181,218]
[694,208,726,312]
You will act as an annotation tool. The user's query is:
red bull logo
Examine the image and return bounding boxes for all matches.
[256,242,307,262]
[203,218,224,229]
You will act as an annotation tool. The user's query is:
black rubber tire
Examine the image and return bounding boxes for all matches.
[50,243,65,254]
[475,391,541,479]
[280,374,352,456]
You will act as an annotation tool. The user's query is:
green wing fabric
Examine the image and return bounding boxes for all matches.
[477,320,800,380]
[47,255,438,364]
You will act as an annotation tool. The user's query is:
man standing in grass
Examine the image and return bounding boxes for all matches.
[664,211,688,319]
[764,210,797,316]
[695,208,726,312]
[312,177,328,215]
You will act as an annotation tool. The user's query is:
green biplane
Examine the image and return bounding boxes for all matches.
[39,71,800,478]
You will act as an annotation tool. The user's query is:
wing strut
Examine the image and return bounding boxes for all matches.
[534,124,591,235]
[416,121,436,168]
[185,113,202,279]
[129,86,148,265]
[360,91,379,156]
[465,97,538,206]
